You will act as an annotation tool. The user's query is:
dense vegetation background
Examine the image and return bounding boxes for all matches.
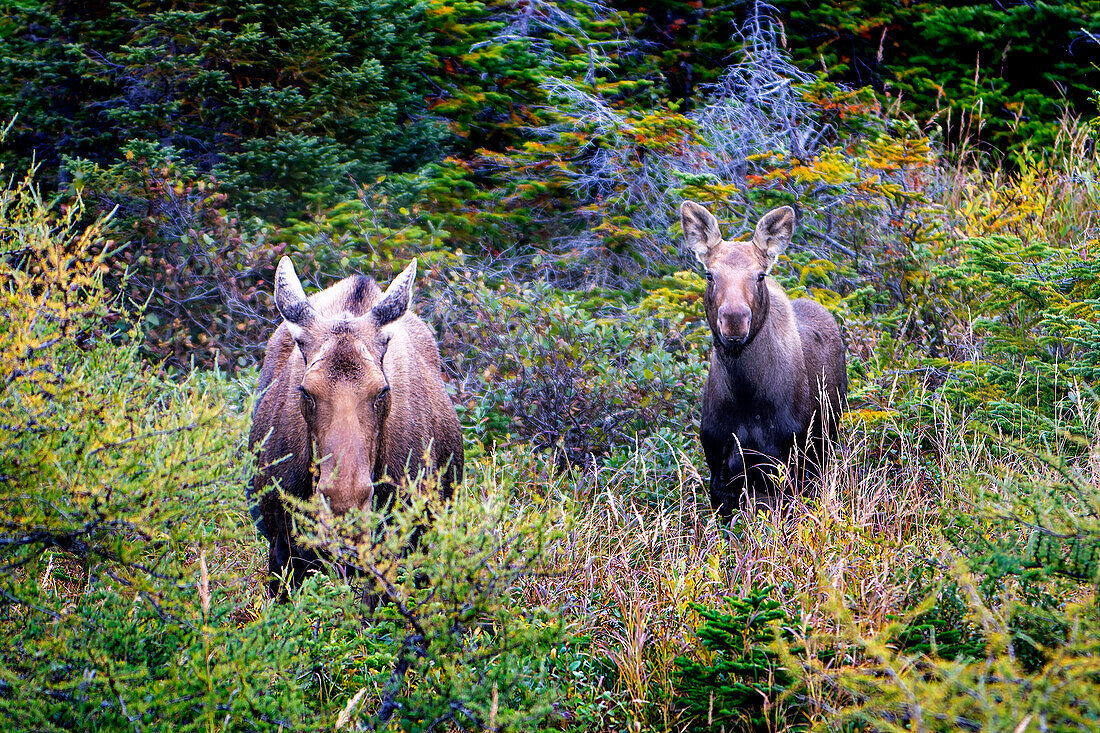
[2,0,1100,730]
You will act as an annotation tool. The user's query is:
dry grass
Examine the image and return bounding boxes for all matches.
[450,394,1043,730]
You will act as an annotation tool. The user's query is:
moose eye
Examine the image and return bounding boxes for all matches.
[373,387,390,413]
[757,272,766,282]
[298,387,316,412]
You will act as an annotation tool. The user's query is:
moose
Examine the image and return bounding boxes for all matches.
[248,256,463,595]
[680,201,847,514]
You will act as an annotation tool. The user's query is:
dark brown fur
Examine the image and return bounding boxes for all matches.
[681,202,847,514]
[248,258,463,595]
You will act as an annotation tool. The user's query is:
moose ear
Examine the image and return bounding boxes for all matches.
[274,256,315,340]
[752,206,795,271]
[680,200,722,265]
[371,258,416,326]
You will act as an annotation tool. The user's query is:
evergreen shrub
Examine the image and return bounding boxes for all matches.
[0,0,444,219]
[674,585,808,733]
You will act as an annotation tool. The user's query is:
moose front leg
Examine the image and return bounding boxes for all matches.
[702,433,744,518]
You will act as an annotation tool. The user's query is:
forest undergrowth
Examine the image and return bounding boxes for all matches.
[3,7,1100,729]
[4,127,1099,729]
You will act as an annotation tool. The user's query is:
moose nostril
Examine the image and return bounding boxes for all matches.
[719,305,749,322]
[718,305,751,339]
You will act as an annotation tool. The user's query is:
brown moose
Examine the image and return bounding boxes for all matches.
[680,201,847,514]
[248,256,463,595]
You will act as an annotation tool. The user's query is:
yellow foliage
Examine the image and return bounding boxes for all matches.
[0,153,251,611]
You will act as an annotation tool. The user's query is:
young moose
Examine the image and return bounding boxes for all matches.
[681,201,847,514]
[249,257,463,595]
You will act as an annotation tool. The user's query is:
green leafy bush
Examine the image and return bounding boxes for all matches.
[0,150,310,728]
[775,0,1100,153]
[430,269,707,465]
[887,578,987,665]
[280,481,566,731]
[789,403,1100,732]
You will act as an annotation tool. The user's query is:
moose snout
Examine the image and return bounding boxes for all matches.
[717,303,752,343]
[317,451,375,515]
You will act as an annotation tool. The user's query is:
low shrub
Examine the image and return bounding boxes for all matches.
[674,585,809,733]
[431,268,708,467]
